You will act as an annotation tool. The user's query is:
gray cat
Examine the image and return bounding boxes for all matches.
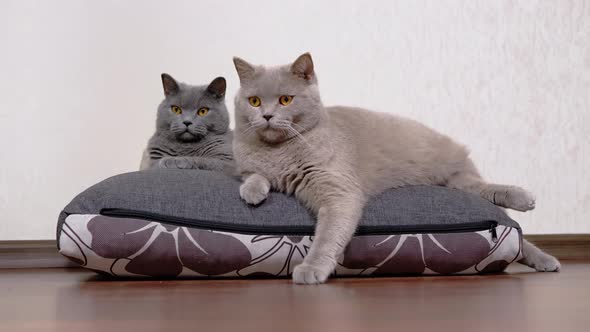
[140,73,234,174]
[232,53,560,284]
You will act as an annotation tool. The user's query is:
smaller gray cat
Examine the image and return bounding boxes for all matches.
[139,73,234,173]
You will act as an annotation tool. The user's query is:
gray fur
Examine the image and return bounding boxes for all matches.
[232,53,560,284]
[140,74,234,174]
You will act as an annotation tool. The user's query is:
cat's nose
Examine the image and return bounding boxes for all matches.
[262,115,273,121]
[183,121,192,126]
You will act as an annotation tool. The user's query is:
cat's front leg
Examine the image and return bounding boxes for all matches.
[239,173,270,205]
[192,157,236,175]
[158,156,195,169]
[293,193,365,284]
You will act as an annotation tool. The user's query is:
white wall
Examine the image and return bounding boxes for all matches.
[1,0,588,240]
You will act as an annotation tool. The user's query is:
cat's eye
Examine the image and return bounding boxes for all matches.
[279,95,294,106]
[248,96,261,107]
[197,107,209,116]
[171,105,182,115]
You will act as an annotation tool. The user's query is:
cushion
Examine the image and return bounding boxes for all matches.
[57,169,523,278]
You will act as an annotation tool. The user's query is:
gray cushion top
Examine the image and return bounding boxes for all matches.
[58,169,520,236]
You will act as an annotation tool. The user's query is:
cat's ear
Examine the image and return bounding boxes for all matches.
[291,53,314,81]
[233,57,256,83]
[206,77,226,99]
[161,73,180,97]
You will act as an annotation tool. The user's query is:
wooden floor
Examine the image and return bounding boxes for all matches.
[1,262,589,332]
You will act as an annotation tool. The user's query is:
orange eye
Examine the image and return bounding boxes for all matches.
[171,105,182,114]
[248,96,261,107]
[279,95,294,106]
[197,107,209,116]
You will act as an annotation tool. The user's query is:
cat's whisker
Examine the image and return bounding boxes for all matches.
[241,126,254,136]
[241,123,261,137]
[288,121,308,134]
[280,128,289,139]
[275,121,312,148]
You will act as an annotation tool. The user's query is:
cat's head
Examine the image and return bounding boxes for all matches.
[233,53,323,144]
[156,74,229,142]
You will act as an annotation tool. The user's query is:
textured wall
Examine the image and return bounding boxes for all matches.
[1,0,588,239]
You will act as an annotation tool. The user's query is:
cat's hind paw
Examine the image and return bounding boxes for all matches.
[292,263,331,285]
[507,187,536,212]
[491,186,536,212]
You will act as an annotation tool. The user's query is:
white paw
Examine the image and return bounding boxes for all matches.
[292,263,332,285]
[506,187,536,212]
[530,254,561,272]
[239,181,269,205]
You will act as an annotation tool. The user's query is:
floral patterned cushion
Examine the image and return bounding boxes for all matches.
[57,170,523,278]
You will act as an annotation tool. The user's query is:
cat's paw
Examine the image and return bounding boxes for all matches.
[194,163,214,171]
[157,158,172,169]
[158,157,193,169]
[239,180,269,205]
[501,186,536,212]
[292,263,332,285]
[528,253,561,272]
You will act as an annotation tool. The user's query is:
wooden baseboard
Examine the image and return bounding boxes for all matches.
[0,235,588,269]
[524,234,590,261]
[0,240,75,269]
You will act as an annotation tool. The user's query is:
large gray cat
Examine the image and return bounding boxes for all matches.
[232,53,560,284]
[140,74,234,173]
